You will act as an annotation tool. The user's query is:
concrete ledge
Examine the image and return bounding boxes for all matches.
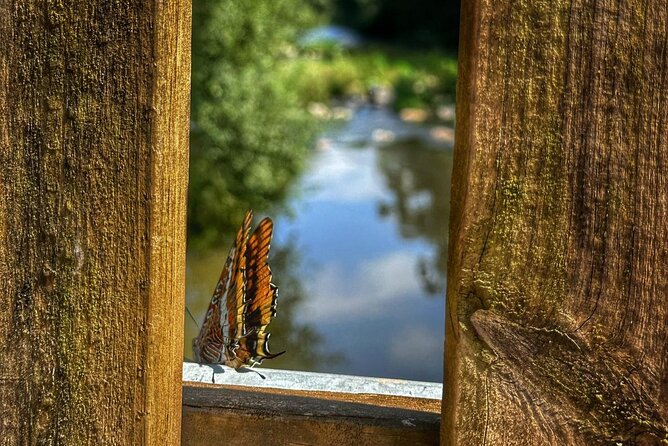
[182,362,443,400]
[182,383,440,446]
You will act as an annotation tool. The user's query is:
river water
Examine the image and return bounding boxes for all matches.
[186,105,453,383]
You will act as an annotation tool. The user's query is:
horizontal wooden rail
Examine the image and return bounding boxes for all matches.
[181,363,441,445]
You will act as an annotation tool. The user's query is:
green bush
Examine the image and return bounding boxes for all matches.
[280,46,458,112]
[189,0,319,248]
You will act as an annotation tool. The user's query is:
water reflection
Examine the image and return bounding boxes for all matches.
[273,107,452,382]
[186,107,453,383]
[377,141,452,295]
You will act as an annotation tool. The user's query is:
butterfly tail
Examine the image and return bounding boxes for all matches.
[235,329,285,363]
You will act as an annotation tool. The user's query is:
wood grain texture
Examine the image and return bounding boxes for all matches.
[0,1,190,444]
[443,0,668,444]
[182,384,440,446]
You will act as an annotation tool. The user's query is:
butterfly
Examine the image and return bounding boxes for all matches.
[192,209,285,373]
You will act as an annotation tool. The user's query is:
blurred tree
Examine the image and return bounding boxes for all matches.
[331,0,460,49]
[189,0,318,248]
[305,0,336,17]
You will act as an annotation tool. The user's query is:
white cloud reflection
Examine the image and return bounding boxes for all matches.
[302,251,420,323]
[388,326,443,367]
[304,147,386,202]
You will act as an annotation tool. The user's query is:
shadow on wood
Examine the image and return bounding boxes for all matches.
[182,384,440,446]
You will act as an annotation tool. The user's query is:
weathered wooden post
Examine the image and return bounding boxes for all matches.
[444,0,668,444]
[0,2,190,444]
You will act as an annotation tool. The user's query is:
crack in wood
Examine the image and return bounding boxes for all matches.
[470,310,667,442]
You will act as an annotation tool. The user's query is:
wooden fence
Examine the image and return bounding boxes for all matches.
[1,0,666,445]
[0,2,190,444]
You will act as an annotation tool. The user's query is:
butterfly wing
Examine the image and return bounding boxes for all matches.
[224,210,253,342]
[235,217,285,364]
[192,243,234,363]
[193,210,252,363]
[194,210,284,368]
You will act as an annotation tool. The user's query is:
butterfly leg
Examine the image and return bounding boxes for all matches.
[248,360,267,379]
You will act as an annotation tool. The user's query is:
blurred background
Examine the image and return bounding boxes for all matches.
[186,0,460,383]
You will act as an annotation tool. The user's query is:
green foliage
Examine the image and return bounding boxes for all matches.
[188,0,458,248]
[280,46,458,111]
[189,0,318,248]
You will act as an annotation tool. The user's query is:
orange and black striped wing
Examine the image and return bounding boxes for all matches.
[236,217,285,363]
[192,241,234,363]
[225,209,253,342]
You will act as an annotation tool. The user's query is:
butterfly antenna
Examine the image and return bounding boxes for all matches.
[185,305,200,330]
[182,306,200,363]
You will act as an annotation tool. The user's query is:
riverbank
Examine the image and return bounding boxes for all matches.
[279,45,458,120]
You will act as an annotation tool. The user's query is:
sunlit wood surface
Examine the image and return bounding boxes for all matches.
[182,383,440,445]
[0,2,190,444]
[445,0,668,444]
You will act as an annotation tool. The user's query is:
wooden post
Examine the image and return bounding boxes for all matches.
[444,0,668,444]
[0,2,190,444]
